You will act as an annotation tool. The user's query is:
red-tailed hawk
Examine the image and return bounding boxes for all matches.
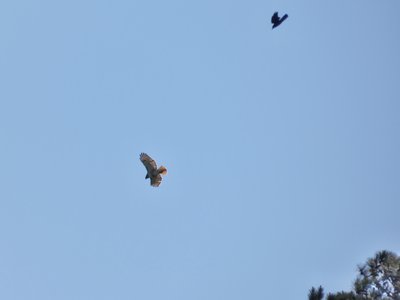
[140,153,167,187]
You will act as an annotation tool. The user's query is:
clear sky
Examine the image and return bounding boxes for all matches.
[0,0,399,299]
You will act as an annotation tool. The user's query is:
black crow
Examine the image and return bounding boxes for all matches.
[271,12,288,29]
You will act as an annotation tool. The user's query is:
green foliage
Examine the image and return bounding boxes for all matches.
[326,291,358,300]
[308,250,400,300]
[354,250,400,300]
[309,286,324,300]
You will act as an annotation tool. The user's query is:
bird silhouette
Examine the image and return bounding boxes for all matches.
[140,153,167,187]
[271,12,288,29]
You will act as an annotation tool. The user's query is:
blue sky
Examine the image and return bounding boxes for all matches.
[0,0,399,299]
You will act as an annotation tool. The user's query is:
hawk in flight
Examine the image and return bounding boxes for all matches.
[140,153,167,187]
[271,12,288,29]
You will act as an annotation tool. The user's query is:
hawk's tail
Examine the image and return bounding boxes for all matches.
[158,166,167,175]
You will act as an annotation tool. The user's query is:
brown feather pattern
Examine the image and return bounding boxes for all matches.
[140,153,167,187]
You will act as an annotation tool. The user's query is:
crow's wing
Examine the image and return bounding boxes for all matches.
[280,14,288,23]
[271,12,279,24]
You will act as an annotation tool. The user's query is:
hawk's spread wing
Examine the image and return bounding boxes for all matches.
[140,153,157,174]
[140,152,167,187]
[150,174,162,187]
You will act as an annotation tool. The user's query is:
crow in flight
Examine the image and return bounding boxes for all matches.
[271,12,288,29]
